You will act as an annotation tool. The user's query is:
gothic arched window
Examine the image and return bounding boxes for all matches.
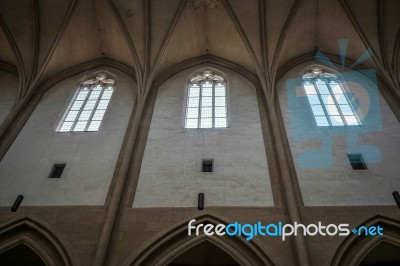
[302,68,361,127]
[185,71,227,129]
[57,74,114,132]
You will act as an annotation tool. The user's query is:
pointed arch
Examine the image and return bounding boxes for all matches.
[359,240,400,265]
[125,214,274,266]
[0,243,46,265]
[332,215,400,266]
[275,52,400,121]
[0,57,137,162]
[0,217,73,266]
[167,238,240,265]
[36,58,136,96]
[152,54,261,91]
[275,52,395,95]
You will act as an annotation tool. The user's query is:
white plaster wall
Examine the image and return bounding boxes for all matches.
[278,62,400,206]
[0,68,135,206]
[0,71,18,124]
[133,68,273,207]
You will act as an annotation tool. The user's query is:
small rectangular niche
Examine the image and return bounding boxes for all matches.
[202,159,213,173]
[348,154,367,170]
[49,164,66,178]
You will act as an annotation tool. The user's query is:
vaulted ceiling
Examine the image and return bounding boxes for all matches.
[0,0,399,100]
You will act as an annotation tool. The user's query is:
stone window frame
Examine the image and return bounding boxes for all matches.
[302,68,361,127]
[57,73,115,132]
[185,71,228,129]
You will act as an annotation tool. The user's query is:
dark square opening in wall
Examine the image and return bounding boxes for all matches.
[348,154,367,170]
[49,164,66,178]
[202,160,213,172]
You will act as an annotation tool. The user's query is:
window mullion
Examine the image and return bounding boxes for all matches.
[72,85,91,131]
[313,79,331,126]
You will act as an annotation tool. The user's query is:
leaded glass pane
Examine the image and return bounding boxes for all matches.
[186,118,198,128]
[215,97,225,107]
[203,82,212,87]
[97,99,110,109]
[311,105,325,116]
[344,115,360,126]
[315,116,329,126]
[73,121,88,131]
[334,93,349,105]
[316,82,330,95]
[65,111,79,122]
[331,85,343,95]
[339,104,353,115]
[76,90,89,100]
[92,109,106,120]
[215,118,227,128]
[188,97,199,107]
[202,86,212,97]
[201,107,212,118]
[83,100,96,111]
[71,100,84,111]
[304,84,317,95]
[306,94,321,105]
[200,118,212,128]
[320,94,334,105]
[326,105,340,116]
[87,120,101,131]
[189,86,200,97]
[78,110,92,121]
[101,90,113,100]
[59,122,73,132]
[330,116,344,126]
[201,97,212,107]
[215,85,225,96]
[187,108,199,118]
[215,107,226,117]
[89,90,101,100]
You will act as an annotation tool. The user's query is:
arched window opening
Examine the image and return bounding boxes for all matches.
[168,241,239,266]
[57,73,114,132]
[360,241,400,265]
[302,68,361,127]
[0,244,46,266]
[185,71,227,129]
